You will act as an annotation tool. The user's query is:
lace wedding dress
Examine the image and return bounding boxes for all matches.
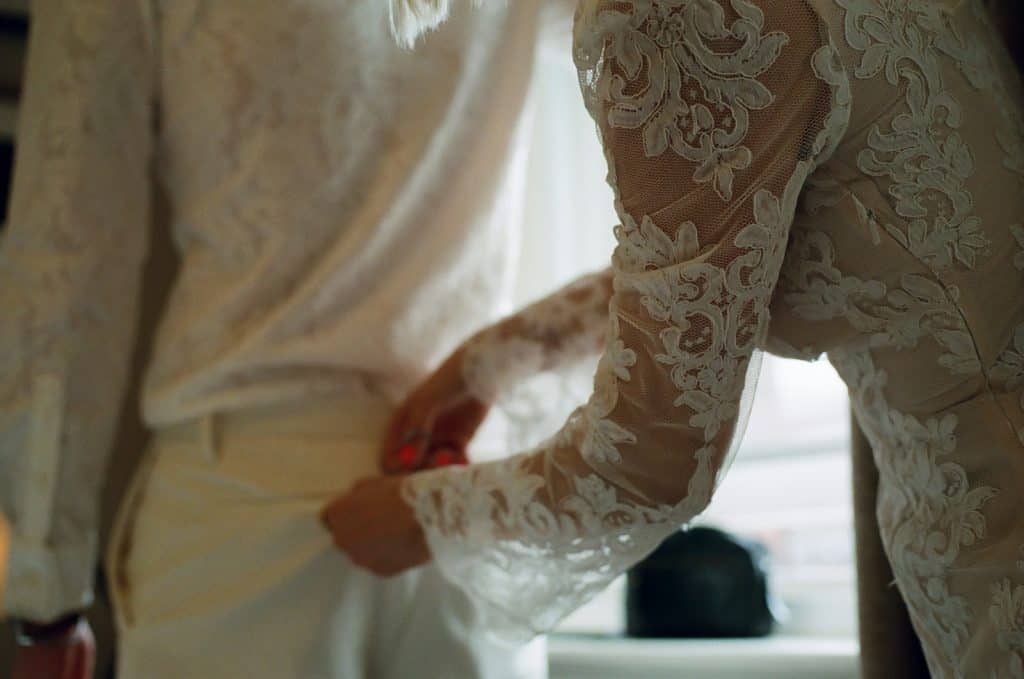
[402,2,1024,677]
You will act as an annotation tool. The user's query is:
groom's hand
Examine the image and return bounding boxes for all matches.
[321,476,431,577]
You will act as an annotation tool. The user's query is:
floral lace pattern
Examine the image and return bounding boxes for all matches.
[993,325,1024,445]
[405,0,845,639]
[574,0,789,201]
[972,0,1024,453]
[460,270,612,404]
[990,549,1024,678]
[407,1,1024,675]
[833,348,998,677]
[458,269,613,452]
[986,124,1024,670]
[802,3,1024,676]
[782,228,981,376]
[837,0,991,271]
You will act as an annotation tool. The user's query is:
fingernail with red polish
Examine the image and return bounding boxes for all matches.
[397,443,420,469]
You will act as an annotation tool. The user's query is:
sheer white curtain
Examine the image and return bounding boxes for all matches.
[501,37,856,640]
[512,43,616,306]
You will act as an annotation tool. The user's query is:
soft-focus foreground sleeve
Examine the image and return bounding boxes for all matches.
[0,0,156,621]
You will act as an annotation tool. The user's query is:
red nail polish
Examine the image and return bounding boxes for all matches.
[429,447,466,468]
[434,450,456,467]
[397,443,419,469]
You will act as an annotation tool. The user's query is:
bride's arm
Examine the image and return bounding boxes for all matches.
[459,268,613,403]
[377,269,613,474]
[336,0,850,639]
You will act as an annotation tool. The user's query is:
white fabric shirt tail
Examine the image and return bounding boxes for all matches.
[0,0,573,622]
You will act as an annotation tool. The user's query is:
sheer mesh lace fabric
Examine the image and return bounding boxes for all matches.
[405,1,1024,676]
[460,269,613,451]
[405,0,844,640]
[461,269,612,404]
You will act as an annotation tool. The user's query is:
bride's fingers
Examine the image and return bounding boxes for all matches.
[382,437,424,474]
[394,435,428,471]
[424,443,469,468]
[430,398,488,448]
[382,408,440,473]
[379,404,411,471]
[380,405,429,473]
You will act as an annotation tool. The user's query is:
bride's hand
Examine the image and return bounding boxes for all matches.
[380,347,489,475]
[321,476,430,577]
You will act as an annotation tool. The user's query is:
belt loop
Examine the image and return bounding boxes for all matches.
[199,413,220,463]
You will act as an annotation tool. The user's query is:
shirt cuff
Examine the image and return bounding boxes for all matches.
[2,530,96,623]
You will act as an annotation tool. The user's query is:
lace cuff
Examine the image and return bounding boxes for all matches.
[3,532,97,622]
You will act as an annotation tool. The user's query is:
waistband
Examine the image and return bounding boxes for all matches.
[154,388,396,463]
[143,368,410,430]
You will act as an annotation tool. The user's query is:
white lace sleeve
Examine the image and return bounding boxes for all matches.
[402,0,849,640]
[460,268,613,404]
[0,0,156,621]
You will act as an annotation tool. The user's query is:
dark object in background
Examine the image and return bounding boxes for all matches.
[0,5,28,226]
[0,11,27,99]
[626,526,784,638]
[990,0,1024,72]
[0,140,11,223]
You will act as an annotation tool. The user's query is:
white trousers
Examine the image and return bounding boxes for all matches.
[106,391,547,679]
